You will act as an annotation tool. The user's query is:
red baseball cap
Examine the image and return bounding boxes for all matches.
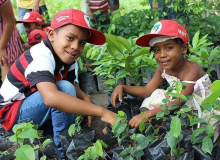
[16,11,44,25]
[136,20,188,47]
[50,9,106,45]
[28,29,47,45]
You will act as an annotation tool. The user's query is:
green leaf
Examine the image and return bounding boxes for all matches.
[15,145,35,160]
[136,134,150,150]
[192,30,200,49]
[42,139,53,148]
[203,90,220,104]
[156,111,164,118]
[40,155,46,160]
[105,34,123,53]
[201,104,212,112]
[190,118,207,126]
[17,128,38,139]
[124,155,133,160]
[165,131,177,156]
[202,136,213,154]
[205,125,215,137]
[95,141,103,157]
[170,116,181,138]
[175,81,182,94]
[68,124,76,137]
[168,105,179,110]
[211,80,220,93]
[191,128,206,142]
[117,36,132,52]
[112,117,123,133]
[139,117,146,133]
[115,122,128,137]
[211,115,220,121]
[107,45,116,57]
[193,136,204,144]
[119,147,132,158]
[132,149,144,158]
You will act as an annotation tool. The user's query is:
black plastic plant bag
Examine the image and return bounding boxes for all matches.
[79,72,98,94]
[143,138,169,160]
[66,129,95,160]
[192,143,219,160]
[177,149,194,160]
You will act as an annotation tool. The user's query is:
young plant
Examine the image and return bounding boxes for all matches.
[9,122,52,160]
[189,80,220,154]
[112,111,153,160]
[93,34,157,90]
[68,115,84,137]
[77,140,107,160]
[187,30,220,76]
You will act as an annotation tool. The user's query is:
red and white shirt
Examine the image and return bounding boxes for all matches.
[0,39,78,131]
[89,0,108,13]
[0,0,23,63]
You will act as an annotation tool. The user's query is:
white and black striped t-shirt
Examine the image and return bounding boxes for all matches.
[0,39,78,131]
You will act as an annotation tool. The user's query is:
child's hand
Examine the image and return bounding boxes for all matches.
[111,85,123,107]
[0,48,8,66]
[100,109,117,127]
[129,112,151,128]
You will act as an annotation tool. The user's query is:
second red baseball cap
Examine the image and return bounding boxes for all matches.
[49,9,106,45]
[16,11,45,25]
[28,29,47,45]
[136,20,188,47]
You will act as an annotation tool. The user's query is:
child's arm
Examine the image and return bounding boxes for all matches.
[111,66,164,107]
[36,81,117,126]
[0,1,15,66]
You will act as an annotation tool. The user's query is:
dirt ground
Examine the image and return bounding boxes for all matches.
[90,92,109,138]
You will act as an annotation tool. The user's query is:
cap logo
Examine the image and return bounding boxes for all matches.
[178,29,187,37]
[56,16,69,22]
[84,15,91,28]
[151,22,162,34]
[23,12,30,20]
[37,18,43,22]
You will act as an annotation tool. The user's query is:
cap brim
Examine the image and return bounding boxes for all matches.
[136,34,168,47]
[73,23,106,45]
[87,28,106,45]
[16,20,44,25]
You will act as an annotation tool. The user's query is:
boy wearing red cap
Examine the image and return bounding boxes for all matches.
[0,9,116,154]
[17,11,45,34]
[111,20,220,141]
[28,29,47,47]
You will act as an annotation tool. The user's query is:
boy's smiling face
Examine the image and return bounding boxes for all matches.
[48,24,90,64]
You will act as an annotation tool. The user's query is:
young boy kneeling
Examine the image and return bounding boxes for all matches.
[0,9,116,154]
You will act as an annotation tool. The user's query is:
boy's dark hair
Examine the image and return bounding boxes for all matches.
[150,38,190,54]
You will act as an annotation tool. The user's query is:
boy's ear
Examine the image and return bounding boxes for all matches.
[47,27,55,42]
[182,43,188,55]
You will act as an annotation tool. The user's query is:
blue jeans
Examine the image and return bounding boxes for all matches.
[17,80,78,153]
[17,5,49,34]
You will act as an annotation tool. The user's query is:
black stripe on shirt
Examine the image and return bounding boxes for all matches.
[27,71,56,88]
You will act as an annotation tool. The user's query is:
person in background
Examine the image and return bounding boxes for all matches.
[27,29,47,47]
[0,0,23,81]
[89,0,110,31]
[108,0,119,14]
[16,11,48,51]
[16,11,46,34]
[0,9,116,156]
[17,0,50,35]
